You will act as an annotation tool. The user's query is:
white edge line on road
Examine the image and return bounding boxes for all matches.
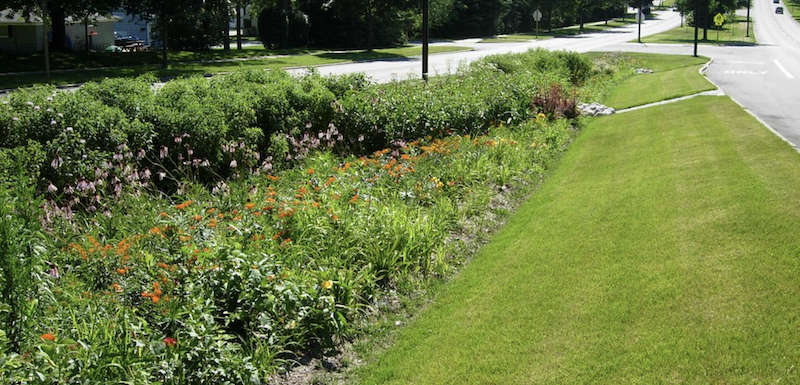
[706,61,800,153]
[774,59,795,79]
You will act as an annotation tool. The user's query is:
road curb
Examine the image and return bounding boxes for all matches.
[699,58,713,75]
[702,60,800,154]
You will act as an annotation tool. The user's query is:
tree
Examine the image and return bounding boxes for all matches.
[122,0,179,67]
[0,0,121,52]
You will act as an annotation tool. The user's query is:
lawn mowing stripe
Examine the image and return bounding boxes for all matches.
[355,96,800,384]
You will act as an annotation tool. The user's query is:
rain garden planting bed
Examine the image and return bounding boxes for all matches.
[0,49,637,384]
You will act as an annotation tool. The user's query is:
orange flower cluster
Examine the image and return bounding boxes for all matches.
[277,207,294,218]
[40,333,56,342]
[175,200,194,210]
[141,282,165,304]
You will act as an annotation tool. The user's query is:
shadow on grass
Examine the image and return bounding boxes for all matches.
[314,51,411,62]
[0,47,320,74]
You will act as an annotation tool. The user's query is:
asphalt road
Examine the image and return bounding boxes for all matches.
[302,11,683,81]
[701,0,800,147]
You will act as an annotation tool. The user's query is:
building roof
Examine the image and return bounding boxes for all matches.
[0,9,121,25]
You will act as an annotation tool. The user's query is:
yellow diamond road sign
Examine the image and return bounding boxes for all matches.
[714,13,724,26]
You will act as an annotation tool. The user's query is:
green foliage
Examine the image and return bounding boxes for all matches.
[0,49,636,382]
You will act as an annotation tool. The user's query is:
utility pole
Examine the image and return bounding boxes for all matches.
[693,0,699,56]
[422,0,429,81]
[43,0,51,82]
[746,0,751,37]
[637,0,643,43]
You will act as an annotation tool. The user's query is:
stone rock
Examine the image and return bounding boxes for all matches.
[577,102,615,117]
[636,68,654,74]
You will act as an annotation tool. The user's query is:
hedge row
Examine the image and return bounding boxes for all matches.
[0,48,593,198]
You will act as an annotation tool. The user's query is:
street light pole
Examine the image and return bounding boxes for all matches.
[422,0,429,81]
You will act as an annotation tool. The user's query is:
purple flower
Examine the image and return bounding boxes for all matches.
[141,168,151,180]
[66,126,73,132]
[358,134,365,142]
[229,159,238,168]
[63,185,74,195]
[159,146,168,159]
[137,149,145,160]
[50,155,63,169]
[113,153,124,161]
[49,265,59,279]
[46,183,58,193]
[50,120,57,125]
[174,135,182,144]
[76,179,88,192]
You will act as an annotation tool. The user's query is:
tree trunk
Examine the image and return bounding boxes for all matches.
[280,0,289,48]
[366,0,374,52]
[49,4,67,52]
[579,10,584,30]
[224,9,231,51]
[236,5,242,49]
[162,20,168,68]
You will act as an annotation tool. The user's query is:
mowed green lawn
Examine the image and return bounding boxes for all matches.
[600,53,716,109]
[355,96,800,384]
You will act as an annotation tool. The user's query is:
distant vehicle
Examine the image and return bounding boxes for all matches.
[114,31,138,46]
[773,0,779,3]
[776,6,784,13]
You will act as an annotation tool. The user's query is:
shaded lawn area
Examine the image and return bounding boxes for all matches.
[597,52,716,109]
[480,19,637,42]
[0,45,470,89]
[640,16,756,45]
[355,96,800,384]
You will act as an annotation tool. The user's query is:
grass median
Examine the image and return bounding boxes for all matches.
[354,95,800,384]
[596,52,716,109]
[481,19,636,43]
[640,16,756,45]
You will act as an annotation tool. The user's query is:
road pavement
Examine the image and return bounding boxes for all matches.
[302,11,683,82]
[307,6,800,148]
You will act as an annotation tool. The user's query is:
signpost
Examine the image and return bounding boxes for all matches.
[422,0,429,81]
[714,13,724,43]
[533,9,542,39]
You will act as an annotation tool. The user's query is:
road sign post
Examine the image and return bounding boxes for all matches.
[533,9,542,39]
[713,13,724,43]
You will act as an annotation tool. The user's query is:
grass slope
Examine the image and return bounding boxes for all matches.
[355,96,800,384]
[600,53,716,109]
